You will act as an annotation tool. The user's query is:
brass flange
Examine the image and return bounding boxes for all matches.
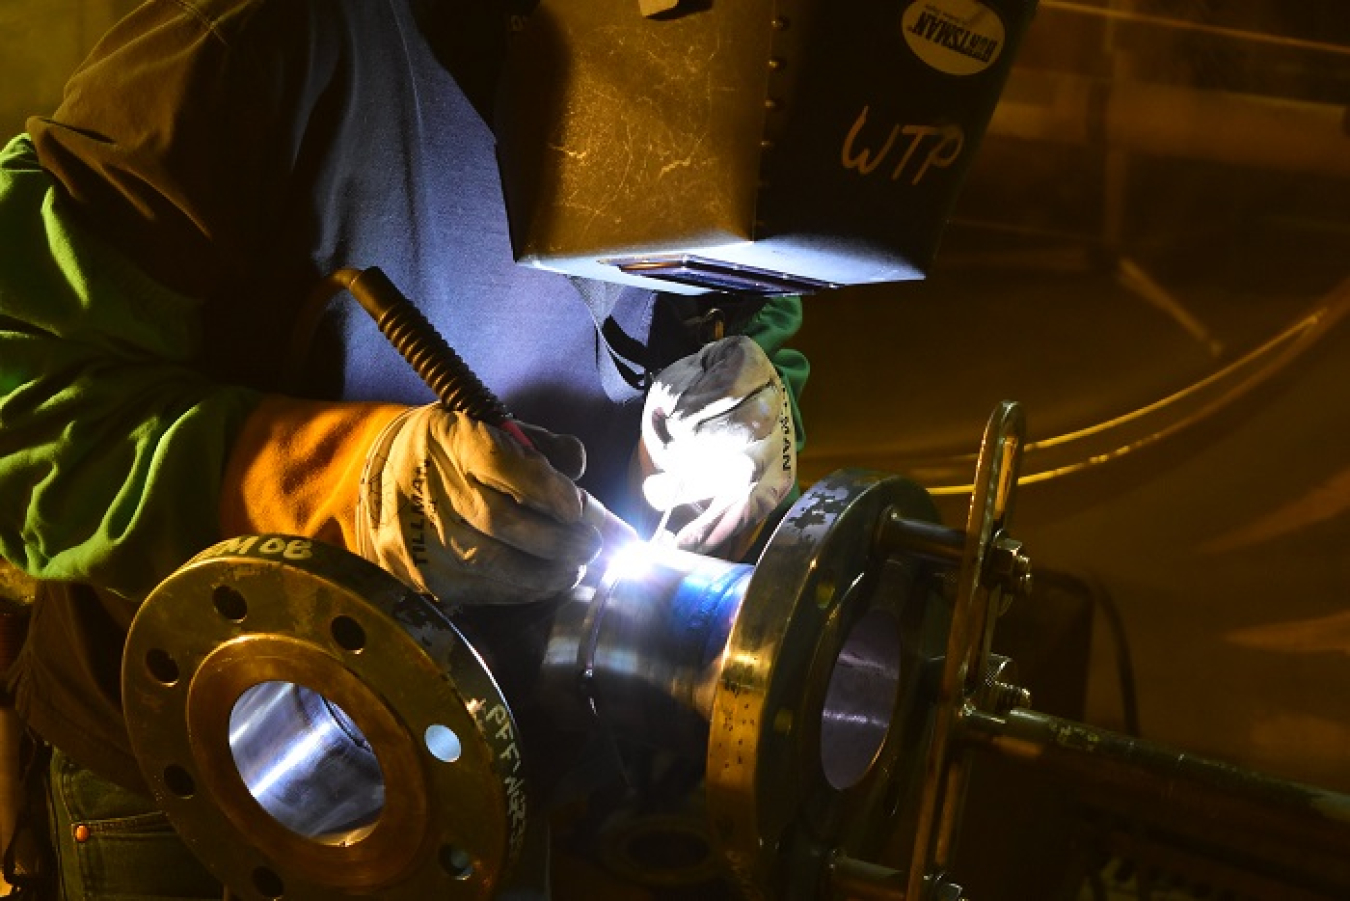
[704,401,1028,900]
[705,470,950,897]
[122,535,528,900]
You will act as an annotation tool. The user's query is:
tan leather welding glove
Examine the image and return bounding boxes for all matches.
[356,404,633,605]
[221,397,633,606]
[640,335,796,557]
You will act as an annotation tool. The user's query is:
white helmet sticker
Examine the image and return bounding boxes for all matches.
[902,0,1007,77]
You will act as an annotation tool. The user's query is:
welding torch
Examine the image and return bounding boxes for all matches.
[302,266,635,555]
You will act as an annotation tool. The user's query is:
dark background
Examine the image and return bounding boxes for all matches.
[3,1,1347,897]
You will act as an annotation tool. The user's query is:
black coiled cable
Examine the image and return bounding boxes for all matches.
[287,266,514,427]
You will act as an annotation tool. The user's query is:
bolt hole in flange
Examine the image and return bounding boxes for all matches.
[439,844,475,880]
[251,865,285,900]
[213,585,249,621]
[424,724,462,763]
[145,648,180,686]
[163,764,196,799]
[820,607,903,790]
[330,615,367,652]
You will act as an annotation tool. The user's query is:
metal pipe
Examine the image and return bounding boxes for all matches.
[959,707,1350,858]
[826,854,908,901]
[537,544,755,755]
[875,512,964,566]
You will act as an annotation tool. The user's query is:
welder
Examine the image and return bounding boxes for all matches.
[0,1,806,897]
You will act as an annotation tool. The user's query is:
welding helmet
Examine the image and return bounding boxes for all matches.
[495,0,1039,296]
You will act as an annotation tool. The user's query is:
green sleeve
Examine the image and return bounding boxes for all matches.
[0,134,260,603]
[741,294,809,454]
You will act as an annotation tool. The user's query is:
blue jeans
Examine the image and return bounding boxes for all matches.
[38,745,685,900]
[45,750,221,900]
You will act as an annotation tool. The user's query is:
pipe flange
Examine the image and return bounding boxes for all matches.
[705,470,949,896]
[122,535,528,900]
